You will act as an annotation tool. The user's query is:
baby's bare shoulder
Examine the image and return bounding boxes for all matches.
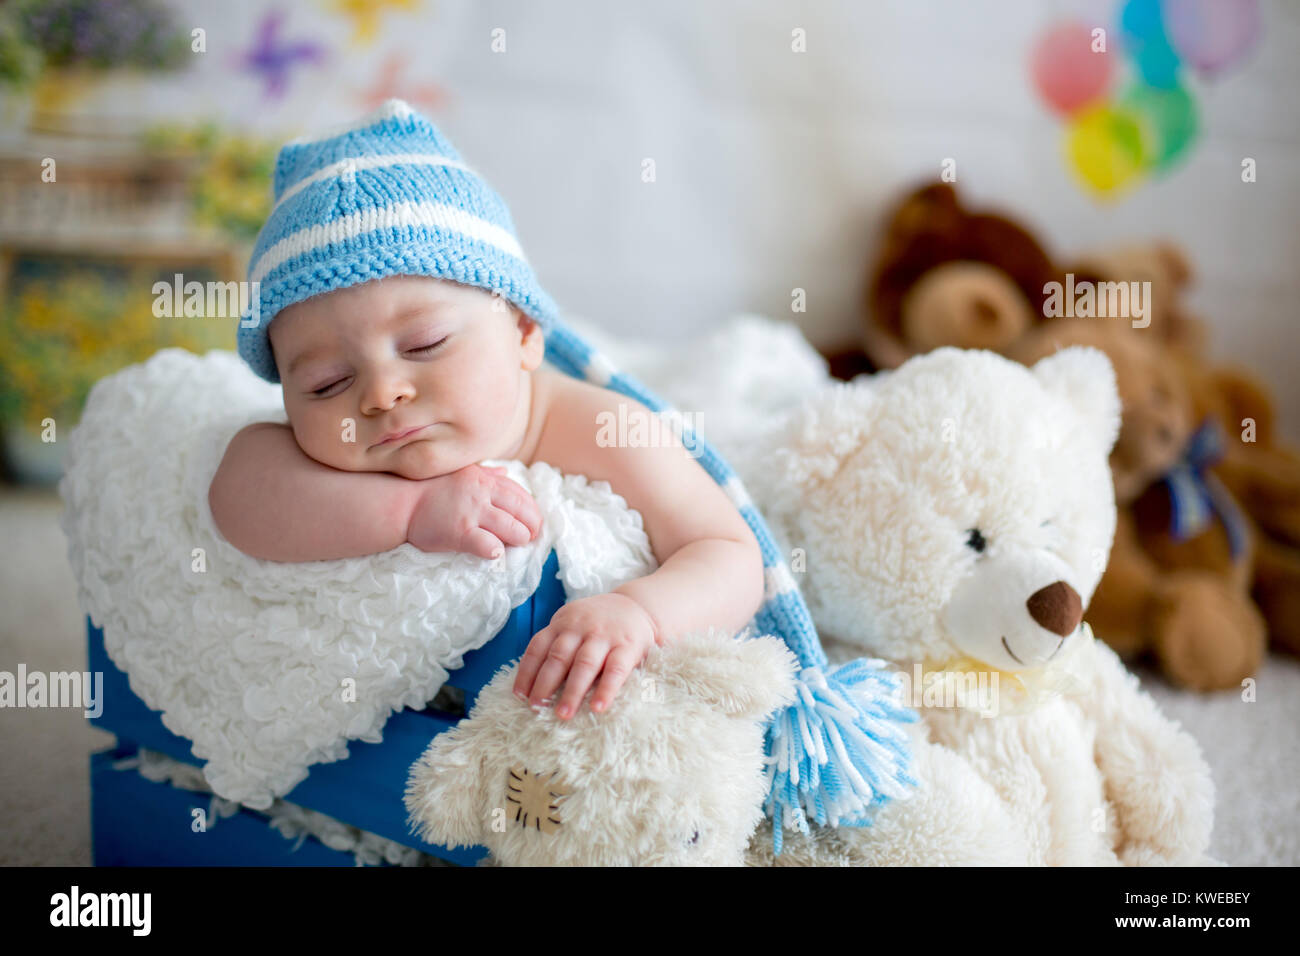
[543,370,642,411]
[537,373,750,559]
[535,373,655,472]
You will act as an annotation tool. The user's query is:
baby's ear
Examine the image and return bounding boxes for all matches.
[405,722,491,849]
[516,309,545,370]
[651,629,798,720]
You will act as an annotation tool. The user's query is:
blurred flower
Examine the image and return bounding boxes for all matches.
[10,0,188,73]
[142,123,277,241]
[0,268,233,433]
[0,8,43,89]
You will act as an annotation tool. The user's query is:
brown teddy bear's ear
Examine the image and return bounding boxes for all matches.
[1032,345,1121,455]
[405,723,491,849]
[1154,240,1193,287]
[650,629,799,721]
[889,181,961,239]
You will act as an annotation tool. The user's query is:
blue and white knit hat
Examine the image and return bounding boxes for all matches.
[237,100,916,850]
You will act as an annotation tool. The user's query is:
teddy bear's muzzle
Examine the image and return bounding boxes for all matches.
[942,547,1086,671]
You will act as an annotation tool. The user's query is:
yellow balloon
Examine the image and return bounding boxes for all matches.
[1065,104,1145,197]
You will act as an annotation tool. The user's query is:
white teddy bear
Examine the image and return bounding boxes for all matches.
[407,339,1217,866]
[734,346,1216,866]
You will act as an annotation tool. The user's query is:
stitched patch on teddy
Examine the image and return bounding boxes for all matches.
[505,766,570,834]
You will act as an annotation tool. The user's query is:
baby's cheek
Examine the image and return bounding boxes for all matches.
[295,415,354,463]
[298,431,356,473]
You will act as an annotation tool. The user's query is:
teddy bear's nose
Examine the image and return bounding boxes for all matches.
[1026,581,1083,637]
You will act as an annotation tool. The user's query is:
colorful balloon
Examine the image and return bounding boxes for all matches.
[1119,0,1182,89]
[1162,0,1261,78]
[1033,0,1258,201]
[1030,21,1116,115]
[1120,81,1198,169]
[1065,103,1146,196]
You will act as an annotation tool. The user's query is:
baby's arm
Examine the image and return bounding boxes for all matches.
[514,392,764,717]
[208,422,539,562]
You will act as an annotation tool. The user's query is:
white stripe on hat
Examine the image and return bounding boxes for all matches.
[583,350,617,387]
[764,564,798,601]
[723,474,754,511]
[272,152,478,213]
[249,200,526,285]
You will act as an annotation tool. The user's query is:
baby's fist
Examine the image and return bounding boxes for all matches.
[406,463,541,558]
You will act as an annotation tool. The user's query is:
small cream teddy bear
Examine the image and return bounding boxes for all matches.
[405,628,799,866]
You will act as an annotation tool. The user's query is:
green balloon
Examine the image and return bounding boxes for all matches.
[1120,82,1199,170]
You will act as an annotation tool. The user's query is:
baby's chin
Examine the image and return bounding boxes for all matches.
[350,439,473,481]
[390,435,483,479]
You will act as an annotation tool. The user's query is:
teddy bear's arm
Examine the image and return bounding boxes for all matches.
[1087,641,1215,865]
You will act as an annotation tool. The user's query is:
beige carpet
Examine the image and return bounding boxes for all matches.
[2,484,1296,866]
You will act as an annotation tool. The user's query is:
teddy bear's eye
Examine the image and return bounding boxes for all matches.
[965,529,987,553]
[685,829,700,847]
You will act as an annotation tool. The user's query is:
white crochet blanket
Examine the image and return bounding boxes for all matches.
[59,348,656,809]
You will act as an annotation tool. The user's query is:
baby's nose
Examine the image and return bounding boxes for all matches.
[362,376,415,413]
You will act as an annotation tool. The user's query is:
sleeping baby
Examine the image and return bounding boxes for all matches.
[208,100,764,721]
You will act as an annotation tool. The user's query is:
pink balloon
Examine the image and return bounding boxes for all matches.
[1031,22,1116,115]
[1163,0,1260,78]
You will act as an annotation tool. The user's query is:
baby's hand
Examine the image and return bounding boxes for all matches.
[513,593,657,719]
[406,463,542,558]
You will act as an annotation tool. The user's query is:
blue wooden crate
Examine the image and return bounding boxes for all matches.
[91,744,370,866]
[89,548,567,866]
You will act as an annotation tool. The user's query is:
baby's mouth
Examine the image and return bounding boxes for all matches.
[373,423,434,448]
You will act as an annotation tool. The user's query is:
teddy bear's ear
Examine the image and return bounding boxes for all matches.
[652,629,799,721]
[1031,345,1121,454]
[405,723,490,849]
[889,181,959,231]
[1154,240,1193,287]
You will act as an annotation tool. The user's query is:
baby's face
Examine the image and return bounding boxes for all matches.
[269,275,544,480]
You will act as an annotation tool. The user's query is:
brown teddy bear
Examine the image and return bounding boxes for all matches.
[1008,318,1272,690]
[827,183,1209,378]
[1212,409,1300,660]
[824,180,1061,379]
[1055,245,1300,664]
